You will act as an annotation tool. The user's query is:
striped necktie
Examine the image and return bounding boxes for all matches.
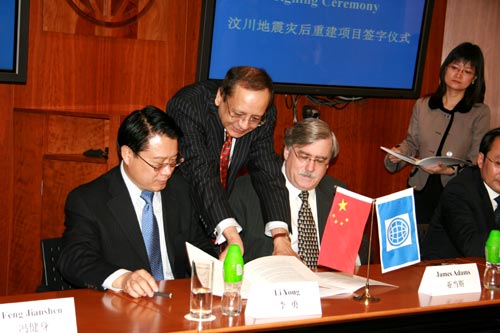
[220,131,232,189]
[298,191,319,269]
[140,190,164,281]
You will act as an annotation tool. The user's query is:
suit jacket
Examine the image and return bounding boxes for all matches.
[421,166,497,260]
[384,96,490,190]
[57,166,216,290]
[229,174,370,264]
[167,81,290,236]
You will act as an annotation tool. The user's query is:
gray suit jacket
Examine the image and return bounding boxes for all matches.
[229,174,370,264]
[384,96,490,190]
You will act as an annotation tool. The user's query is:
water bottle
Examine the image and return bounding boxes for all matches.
[483,230,500,290]
[221,244,244,316]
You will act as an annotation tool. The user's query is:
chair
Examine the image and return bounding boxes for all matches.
[417,224,429,248]
[36,237,75,292]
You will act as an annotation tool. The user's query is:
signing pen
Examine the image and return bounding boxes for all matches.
[154,291,173,298]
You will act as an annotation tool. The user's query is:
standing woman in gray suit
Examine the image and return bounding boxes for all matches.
[384,42,490,225]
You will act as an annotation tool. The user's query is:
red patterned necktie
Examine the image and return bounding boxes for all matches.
[219,131,232,189]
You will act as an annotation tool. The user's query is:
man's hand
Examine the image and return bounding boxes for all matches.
[271,228,300,259]
[219,226,244,260]
[113,269,159,298]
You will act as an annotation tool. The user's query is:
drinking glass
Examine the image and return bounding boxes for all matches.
[189,260,214,319]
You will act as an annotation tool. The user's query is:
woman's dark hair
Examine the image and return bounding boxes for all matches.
[433,42,486,108]
[117,105,183,155]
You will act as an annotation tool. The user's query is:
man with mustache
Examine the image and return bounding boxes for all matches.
[229,118,367,267]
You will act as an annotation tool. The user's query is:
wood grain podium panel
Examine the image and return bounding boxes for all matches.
[42,0,170,41]
[11,109,112,294]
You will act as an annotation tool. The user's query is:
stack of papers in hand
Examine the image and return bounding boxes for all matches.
[185,243,396,299]
[381,146,470,168]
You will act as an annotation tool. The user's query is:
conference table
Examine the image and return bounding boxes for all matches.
[2,258,500,332]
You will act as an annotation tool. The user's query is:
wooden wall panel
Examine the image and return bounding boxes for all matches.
[46,114,109,154]
[0,86,14,295]
[41,159,108,239]
[442,0,500,127]
[11,112,46,294]
[14,0,202,112]
[2,0,496,295]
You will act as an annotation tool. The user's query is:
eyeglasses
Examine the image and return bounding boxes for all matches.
[447,63,475,77]
[485,155,500,168]
[225,100,266,127]
[291,146,329,166]
[136,153,185,172]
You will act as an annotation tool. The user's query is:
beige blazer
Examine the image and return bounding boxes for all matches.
[384,96,490,190]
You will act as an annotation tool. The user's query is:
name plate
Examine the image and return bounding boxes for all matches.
[418,263,481,296]
[0,297,77,333]
[245,281,321,322]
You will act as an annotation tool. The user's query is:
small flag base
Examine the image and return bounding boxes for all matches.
[353,284,380,304]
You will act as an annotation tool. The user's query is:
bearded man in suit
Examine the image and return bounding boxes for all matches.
[229,118,368,266]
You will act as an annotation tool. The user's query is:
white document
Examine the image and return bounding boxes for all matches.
[186,243,397,299]
[316,271,397,296]
[186,242,318,298]
[381,146,470,167]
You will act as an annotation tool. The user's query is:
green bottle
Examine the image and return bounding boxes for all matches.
[221,244,244,316]
[484,230,500,290]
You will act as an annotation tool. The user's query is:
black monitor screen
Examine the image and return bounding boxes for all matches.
[0,0,29,84]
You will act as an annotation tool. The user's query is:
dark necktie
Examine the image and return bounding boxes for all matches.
[494,196,500,228]
[220,131,232,189]
[141,190,164,281]
[298,191,319,269]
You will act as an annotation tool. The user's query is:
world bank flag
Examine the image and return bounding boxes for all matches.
[375,188,420,273]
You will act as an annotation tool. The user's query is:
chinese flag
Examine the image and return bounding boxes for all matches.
[317,186,373,273]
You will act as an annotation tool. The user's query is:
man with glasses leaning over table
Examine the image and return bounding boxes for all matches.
[167,66,293,259]
[58,106,216,298]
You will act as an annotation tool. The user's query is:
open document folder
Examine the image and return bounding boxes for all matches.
[381,146,470,168]
[185,243,396,299]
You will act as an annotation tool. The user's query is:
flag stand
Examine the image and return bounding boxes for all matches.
[354,202,380,304]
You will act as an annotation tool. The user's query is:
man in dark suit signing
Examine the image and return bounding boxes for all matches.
[422,127,500,260]
[229,118,367,266]
[167,66,292,259]
[58,106,216,298]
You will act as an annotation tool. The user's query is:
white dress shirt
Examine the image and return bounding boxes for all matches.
[102,162,174,291]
